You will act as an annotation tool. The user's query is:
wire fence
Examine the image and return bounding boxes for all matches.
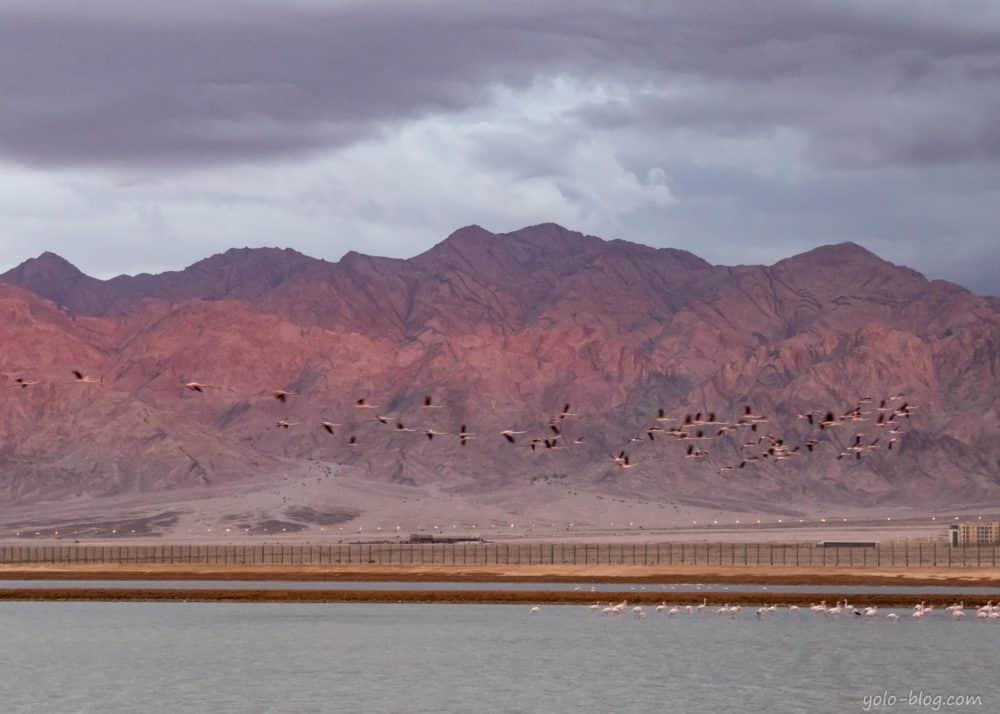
[1,542,998,568]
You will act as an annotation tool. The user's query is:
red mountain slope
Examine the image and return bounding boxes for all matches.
[1,224,997,531]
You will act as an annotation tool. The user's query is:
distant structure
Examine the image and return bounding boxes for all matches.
[949,522,1000,546]
[407,534,484,544]
[815,540,877,548]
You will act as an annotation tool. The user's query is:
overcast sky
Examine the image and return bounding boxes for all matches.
[1,1,998,294]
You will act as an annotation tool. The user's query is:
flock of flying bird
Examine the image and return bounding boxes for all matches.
[6,371,914,474]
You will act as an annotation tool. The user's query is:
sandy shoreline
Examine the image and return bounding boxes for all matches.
[1,587,998,608]
[2,563,1000,586]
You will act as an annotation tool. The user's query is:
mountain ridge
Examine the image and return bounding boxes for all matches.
[1,223,997,533]
[5,229,927,313]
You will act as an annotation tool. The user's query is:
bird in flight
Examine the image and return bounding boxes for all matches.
[184,381,230,393]
[819,412,840,429]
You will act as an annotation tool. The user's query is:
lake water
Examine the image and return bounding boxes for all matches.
[0,602,996,713]
[2,579,1000,595]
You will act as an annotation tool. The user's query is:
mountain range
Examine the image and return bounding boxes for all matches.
[2,223,998,536]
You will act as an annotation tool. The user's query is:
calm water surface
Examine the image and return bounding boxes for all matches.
[0,602,996,713]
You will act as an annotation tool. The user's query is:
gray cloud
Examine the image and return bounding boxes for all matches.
[0,1,999,295]
[0,1,571,167]
[4,1,999,169]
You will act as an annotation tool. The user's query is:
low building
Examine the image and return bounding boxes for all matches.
[950,522,1000,545]
[407,534,484,544]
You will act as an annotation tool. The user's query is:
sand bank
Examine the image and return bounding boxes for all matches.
[2,563,999,587]
[1,587,998,608]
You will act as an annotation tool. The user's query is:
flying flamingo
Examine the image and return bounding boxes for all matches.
[184,381,229,393]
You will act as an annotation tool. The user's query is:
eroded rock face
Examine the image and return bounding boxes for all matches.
[1,223,998,512]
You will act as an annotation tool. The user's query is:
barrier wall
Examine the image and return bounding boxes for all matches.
[0,542,997,568]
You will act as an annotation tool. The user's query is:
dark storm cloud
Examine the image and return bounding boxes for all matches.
[1,0,999,295]
[0,1,579,167]
[3,0,999,169]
